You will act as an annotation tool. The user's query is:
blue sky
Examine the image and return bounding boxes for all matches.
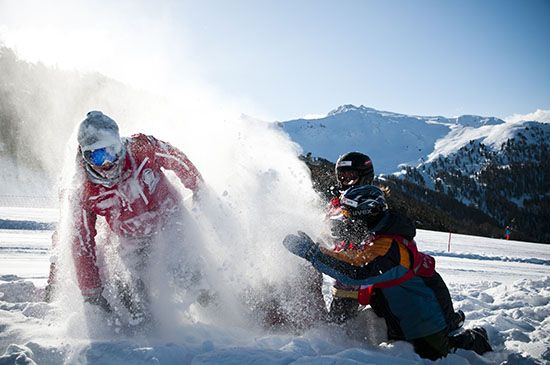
[174,0,550,120]
[1,0,549,121]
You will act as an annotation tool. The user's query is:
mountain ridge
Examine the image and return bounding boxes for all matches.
[280,104,545,171]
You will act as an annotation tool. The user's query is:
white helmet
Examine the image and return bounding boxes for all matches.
[78,111,125,186]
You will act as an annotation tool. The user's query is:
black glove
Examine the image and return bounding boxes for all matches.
[84,292,113,313]
[282,231,319,261]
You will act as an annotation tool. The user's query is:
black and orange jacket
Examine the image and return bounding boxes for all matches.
[309,211,446,340]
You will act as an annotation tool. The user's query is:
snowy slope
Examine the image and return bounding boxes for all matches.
[0,207,549,365]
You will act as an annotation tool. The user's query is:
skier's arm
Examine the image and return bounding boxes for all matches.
[71,199,102,297]
[148,135,204,192]
[319,236,405,266]
[320,245,375,266]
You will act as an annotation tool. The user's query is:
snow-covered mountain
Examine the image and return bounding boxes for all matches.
[281,105,452,174]
[401,121,550,242]
[278,104,539,174]
[406,121,550,198]
[280,105,550,243]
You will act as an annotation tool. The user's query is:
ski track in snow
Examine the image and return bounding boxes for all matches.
[0,213,549,364]
[424,252,550,267]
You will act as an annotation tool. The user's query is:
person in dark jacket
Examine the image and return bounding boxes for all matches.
[284,185,492,360]
[327,152,464,339]
[324,152,375,323]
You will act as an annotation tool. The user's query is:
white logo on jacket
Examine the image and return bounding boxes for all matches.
[141,168,159,193]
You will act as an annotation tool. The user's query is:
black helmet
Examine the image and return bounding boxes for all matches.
[335,152,374,188]
[340,185,387,227]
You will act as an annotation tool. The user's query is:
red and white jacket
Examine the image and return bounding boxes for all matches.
[69,134,203,296]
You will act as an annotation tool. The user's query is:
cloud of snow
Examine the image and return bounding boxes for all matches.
[1,0,326,337]
[504,109,550,124]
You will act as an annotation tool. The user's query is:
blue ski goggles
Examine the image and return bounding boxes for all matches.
[82,146,120,167]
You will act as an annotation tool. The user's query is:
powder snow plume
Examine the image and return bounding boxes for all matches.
[46,99,327,345]
[1,0,327,341]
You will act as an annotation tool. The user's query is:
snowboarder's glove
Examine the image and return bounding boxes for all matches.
[283,231,319,261]
[84,292,113,313]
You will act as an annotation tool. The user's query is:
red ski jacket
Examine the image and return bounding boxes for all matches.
[70,134,203,295]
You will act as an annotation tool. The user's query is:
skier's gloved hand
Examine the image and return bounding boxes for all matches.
[84,291,113,313]
[283,231,319,261]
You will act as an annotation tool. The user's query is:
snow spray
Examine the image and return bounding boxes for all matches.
[45,98,328,341]
[2,6,329,337]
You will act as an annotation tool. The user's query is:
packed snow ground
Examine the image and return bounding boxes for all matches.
[0,208,548,365]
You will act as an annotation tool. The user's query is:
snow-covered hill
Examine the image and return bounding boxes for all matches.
[409,121,550,196]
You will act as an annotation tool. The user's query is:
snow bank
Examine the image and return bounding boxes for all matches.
[1,270,549,364]
[2,204,549,365]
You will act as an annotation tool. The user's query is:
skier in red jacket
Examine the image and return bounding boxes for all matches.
[46,111,204,326]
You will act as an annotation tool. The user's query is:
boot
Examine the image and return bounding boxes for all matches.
[449,310,465,333]
[449,327,492,355]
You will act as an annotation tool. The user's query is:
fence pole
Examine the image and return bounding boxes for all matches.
[447,232,452,252]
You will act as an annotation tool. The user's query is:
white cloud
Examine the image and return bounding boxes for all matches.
[504,109,550,124]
